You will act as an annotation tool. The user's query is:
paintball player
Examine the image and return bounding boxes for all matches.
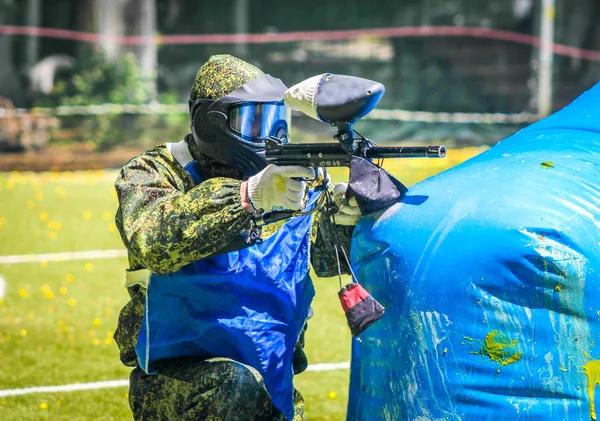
[113,54,361,420]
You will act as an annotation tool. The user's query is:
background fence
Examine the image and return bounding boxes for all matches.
[2,0,600,156]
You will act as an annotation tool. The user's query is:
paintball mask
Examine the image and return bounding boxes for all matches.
[190,74,292,177]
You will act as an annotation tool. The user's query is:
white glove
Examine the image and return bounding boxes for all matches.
[247,164,315,211]
[331,182,362,226]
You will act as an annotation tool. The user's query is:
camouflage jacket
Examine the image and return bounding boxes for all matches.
[114,134,354,368]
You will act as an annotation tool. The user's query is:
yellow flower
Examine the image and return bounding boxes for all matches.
[106,331,113,338]
[35,192,44,201]
[40,212,48,221]
[92,338,100,345]
[105,337,113,345]
[19,289,28,298]
[20,329,27,337]
[41,284,50,292]
[65,274,74,282]
[68,298,76,306]
[0,216,6,228]
[59,287,68,295]
[6,181,14,189]
[93,318,102,327]
[54,186,66,198]
[28,313,35,319]
[0,300,3,307]
[48,221,62,230]
[45,291,54,300]
[26,201,35,209]
[328,391,337,399]
[108,223,117,232]
[39,402,48,410]
[84,263,93,271]
[48,232,57,239]
[57,320,65,326]
[103,211,112,220]
[83,210,92,219]
[40,261,48,268]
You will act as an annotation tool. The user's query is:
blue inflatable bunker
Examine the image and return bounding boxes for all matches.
[348,83,600,420]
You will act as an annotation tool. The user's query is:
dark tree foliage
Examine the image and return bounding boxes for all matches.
[4,0,600,127]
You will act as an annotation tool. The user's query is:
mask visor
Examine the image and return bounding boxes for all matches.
[229,101,291,143]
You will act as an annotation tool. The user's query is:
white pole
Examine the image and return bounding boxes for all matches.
[94,0,123,60]
[537,0,555,118]
[25,0,41,69]
[234,0,249,58]
[138,0,157,76]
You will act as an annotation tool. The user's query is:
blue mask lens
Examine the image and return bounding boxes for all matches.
[229,101,291,143]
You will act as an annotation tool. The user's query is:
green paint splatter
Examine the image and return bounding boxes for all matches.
[541,161,555,169]
[464,330,523,371]
[481,331,522,367]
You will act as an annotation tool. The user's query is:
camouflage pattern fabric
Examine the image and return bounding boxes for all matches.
[128,357,306,421]
[114,136,353,417]
[190,54,265,101]
[114,133,255,366]
[114,134,353,367]
[114,135,250,276]
[311,222,354,278]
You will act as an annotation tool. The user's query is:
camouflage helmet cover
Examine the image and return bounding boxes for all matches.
[190,54,265,101]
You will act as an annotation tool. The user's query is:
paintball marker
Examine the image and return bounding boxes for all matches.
[266,140,445,168]
[263,73,446,219]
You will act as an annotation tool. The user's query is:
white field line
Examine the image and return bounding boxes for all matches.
[0,379,130,397]
[305,361,349,372]
[0,362,350,397]
[0,249,127,264]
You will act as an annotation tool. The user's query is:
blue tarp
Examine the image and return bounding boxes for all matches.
[347,82,600,420]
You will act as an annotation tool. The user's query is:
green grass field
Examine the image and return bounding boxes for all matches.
[0,146,485,420]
